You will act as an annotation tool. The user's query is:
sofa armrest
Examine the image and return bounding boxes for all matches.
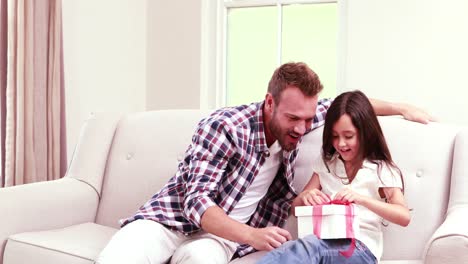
[448,129,468,209]
[67,112,122,197]
[424,206,468,264]
[0,178,98,260]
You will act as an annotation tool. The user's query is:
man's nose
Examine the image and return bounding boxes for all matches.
[293,122,306,135]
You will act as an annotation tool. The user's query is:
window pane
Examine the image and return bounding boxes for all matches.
[282,3,337,99]
[226,7,278,106]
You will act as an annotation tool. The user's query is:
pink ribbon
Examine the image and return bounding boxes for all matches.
[312,200,356,258]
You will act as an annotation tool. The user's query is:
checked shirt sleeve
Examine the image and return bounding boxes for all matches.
[183,119,236,228]
[311,98,333,130]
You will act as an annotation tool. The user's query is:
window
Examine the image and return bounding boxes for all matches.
[200,0,343,108]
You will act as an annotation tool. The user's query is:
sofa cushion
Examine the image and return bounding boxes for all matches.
[228,251,423,264]
[380,261,422,264]
[230,251,267,263]
[3,222,117,264]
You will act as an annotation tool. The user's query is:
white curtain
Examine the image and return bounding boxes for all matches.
[1,0,66,187]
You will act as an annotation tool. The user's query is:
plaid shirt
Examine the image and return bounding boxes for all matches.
[121,99,331,258]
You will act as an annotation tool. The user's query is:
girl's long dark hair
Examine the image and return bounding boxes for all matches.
[322,90,404,193]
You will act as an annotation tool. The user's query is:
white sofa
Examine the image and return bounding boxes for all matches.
[0,109,467,264]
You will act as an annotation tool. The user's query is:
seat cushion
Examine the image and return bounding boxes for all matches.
[229,251,267,263]
[380,261,422,264]
[3,222,117,264]
[228,251,423,264]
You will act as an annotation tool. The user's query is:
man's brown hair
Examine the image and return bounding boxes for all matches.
[267,62,323,104]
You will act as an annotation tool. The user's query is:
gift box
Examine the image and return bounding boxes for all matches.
[295,202,360,239]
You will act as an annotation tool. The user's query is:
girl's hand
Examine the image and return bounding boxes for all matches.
[334,188,365,205]
[296,189,330,206]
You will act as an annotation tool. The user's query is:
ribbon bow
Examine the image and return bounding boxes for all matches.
[312,199,356,258]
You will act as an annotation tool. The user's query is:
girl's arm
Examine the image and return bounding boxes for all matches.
[291,173,330,211]
[378,187,411,226]
[334,187,410,226]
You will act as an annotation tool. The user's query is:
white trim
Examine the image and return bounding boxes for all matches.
[336,0,348,94]
[216,3,228,108]
[200,1,214,109]
[199,1,227,109]
[224,0,336,8]
[277,2,283,66]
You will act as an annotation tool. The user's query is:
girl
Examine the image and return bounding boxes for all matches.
[257,90,410,264]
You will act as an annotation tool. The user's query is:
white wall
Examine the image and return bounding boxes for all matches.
[62,0,468,161]
[342,0,468,125]
[62,0,147,160]
[62,1,205,161]
[146,0,202,110]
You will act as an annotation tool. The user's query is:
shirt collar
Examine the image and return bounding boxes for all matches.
[253,102,269,153]
[328,152,377,170]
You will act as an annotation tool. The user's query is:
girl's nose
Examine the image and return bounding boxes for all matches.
[339,137,346,147]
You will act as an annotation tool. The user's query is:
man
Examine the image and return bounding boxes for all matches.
[97,62,430,264]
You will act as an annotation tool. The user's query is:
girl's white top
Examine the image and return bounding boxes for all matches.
[313,154,403,260]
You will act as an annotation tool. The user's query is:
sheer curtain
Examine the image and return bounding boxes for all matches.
[1,0,7,187]
[0,0,66,187]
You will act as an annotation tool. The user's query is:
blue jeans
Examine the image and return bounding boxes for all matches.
[256,235,377,264]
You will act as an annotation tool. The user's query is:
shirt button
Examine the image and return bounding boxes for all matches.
[265,151,270,157]
[416,170,423,178]
[177,153,184,161]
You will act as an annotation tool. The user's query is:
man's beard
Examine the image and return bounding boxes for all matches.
[269,112,298,151]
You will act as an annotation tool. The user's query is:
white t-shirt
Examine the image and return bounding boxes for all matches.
[229,141,282,223]
[313,154,403,260]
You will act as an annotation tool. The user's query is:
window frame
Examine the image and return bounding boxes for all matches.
[200,0,348,109]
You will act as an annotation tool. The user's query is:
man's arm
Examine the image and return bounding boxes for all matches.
[201,206,292,251]
[184,119,292,251]
[369,98,433,124]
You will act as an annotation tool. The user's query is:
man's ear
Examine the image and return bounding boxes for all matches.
[265,93,274,110]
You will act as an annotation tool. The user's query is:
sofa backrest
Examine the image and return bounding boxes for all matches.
[377,117,459,260]
[95,110,212,228]
[93,110,461,261]
[294,116,461,260]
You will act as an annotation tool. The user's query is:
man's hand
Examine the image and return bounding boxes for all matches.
[398,103,434,124]
[370,98,434,124]
[201,206,291,251]
[246,226,292,251]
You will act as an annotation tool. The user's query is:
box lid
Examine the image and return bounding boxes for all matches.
[294,204,359,217]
